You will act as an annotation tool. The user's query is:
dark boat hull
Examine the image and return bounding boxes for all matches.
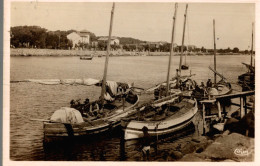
[80,56,93,60]
[181,65,189,70]
[238,72,255,91]
[43,95,139,143]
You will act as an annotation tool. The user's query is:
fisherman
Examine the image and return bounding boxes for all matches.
[82,98,91,117]
[141,126,151,161]
[206,79,213,88]
[70,99,76,108]
[90,101,100,117]
[200,82,205,88]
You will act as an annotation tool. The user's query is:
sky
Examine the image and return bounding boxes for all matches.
[10,2,255,50]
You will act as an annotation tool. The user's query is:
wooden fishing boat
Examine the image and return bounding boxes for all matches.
[122,97,198,140]
[208,20,232,96]
[121,3,198,141]
[149,5,196,100]
[181,64,189,70]
[32,3,141,142]
[43,93,139,142]
[238,64,255,91]
[238,23,255,91]
[80,55,93,60]
[192,20,232,100]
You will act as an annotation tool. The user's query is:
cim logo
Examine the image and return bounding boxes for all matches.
[234,148,252,156]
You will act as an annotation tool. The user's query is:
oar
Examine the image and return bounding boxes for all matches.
[30,118,70,124]
[30,118,52,122]
[30,118,95,126]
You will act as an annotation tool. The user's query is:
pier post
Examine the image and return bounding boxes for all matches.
[244,96,247,115]
[217,101,222,118]
[240,97,245,118]
[202,104,206,135]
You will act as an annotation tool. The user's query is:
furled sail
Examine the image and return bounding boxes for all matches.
[11,78,102,86]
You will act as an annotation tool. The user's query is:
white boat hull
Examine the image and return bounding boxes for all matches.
[124,99,198,140]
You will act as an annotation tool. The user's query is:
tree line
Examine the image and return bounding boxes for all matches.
[10,26,97,49]
[11,26,249,54]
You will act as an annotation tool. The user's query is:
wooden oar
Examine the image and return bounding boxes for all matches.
[31,118,97,127]
[30,118,52,122]
[30,118,71,124]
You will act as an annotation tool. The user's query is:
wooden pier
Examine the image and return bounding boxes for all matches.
[200,91,254,135]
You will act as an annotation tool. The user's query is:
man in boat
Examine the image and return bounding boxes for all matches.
[141,126,151,161]
[200,82,205,89]
[82,98,91,117]
[70,99,84,113]
[89,100,103,117]
[207,79,213,88]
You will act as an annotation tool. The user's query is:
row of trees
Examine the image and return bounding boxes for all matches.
[11,26,247,54]
[11,26,74,49]
[11,26,98,49]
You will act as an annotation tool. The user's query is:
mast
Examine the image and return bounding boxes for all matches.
[213,19,217,84]
[179,4,188,73]
[166,3,178,95]
[250,22,254,67]
[100,3,115,106]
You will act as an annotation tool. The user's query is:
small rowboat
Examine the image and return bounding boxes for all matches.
[121,97,198,140]
[43,94,139,143]
[80,55,93,60]
[181,64,189,70]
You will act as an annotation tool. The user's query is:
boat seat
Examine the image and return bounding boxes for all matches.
[104,103,118,110]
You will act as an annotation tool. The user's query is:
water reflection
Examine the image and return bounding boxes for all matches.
[10,56,247,160]
[41,123,195,161]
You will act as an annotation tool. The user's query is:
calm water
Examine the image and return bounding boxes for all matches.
[10,55,249,160]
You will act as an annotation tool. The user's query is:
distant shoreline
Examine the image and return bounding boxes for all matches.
[10,48,248,57]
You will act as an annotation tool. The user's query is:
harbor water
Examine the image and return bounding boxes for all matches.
[10,55,249,160]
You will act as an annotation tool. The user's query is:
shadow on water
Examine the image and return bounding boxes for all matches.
[119,123,196,161]
[42,123,195,161]
[43,127,122,161]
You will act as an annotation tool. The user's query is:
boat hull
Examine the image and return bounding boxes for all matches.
[123,99,198,140]
[43,95,139,142]
[181,65,189,70]
[80,56,93,60]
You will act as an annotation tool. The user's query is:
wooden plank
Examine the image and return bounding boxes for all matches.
[200,99,216,104]
[215,91,254,100]
[205,115,217,119]
[230,102,253,110]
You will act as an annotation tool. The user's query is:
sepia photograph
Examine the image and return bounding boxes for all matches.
[5,0,256,163]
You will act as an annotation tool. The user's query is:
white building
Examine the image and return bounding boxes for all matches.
[97,36,120,45]
[67,30,91,48]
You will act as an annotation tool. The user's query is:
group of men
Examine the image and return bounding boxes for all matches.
[70,98,103,118]
[70,82,133,119]
[194,79,214,96]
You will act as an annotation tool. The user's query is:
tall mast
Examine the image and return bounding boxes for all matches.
[213,19,217,84]
[250,22,254,67]
[166,3,178,95]
[100,3,115,106]
[179,4,188,73]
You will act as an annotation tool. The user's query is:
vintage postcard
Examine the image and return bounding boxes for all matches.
[3,0,259,165]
